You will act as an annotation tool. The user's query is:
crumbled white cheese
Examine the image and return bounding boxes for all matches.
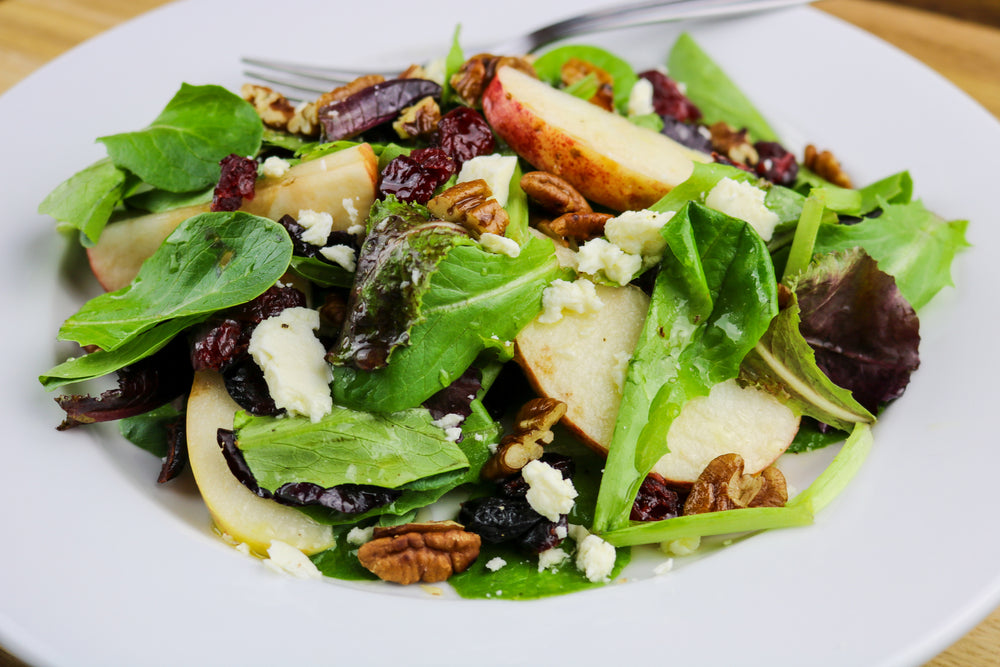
[319,244,357,272]
[457,154,518,207]
[341,197,361,225]
[575,238,642,286]
[555,525,568,540]
[627,77,655,116]
[522,459,578,522]
[479,232,521,258]
[485,556,507,572]
[263,540,322,579]
[568,523,591,544]
[346,526,374,546]
[604,209,673,258]
[660,535,701,556]
[432,413,464,443]
[537,547,569,572]
[575,534,616,583]
[296,209,334,246]
[248,307,333,422]
[704,177,780,241]
[347,223,366,237]
[261,156,291,178]
[538,278,603,324]
[653,558,675,576]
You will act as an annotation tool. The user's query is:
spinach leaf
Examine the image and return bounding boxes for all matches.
[533,44,638,113]
[288,256,355,289]
[233,407,470,492]
[592,203,778,533]
[38,158,127,245]
[667,33,778,142]
[98,83,263,192]
[119,404,183,458]
[56,212,292,352]
[813,199,969,309]
[331,232,565,412]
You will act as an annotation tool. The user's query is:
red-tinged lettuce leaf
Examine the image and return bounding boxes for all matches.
[740,291,874,433]
[813,198,968,310]
[327,196,472,371]
[318,78,442,141]
[793,248,919,414]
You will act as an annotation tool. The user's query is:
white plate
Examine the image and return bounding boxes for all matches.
[2,1,997,665]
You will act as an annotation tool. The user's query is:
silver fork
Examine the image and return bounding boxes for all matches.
[242,0,812,96]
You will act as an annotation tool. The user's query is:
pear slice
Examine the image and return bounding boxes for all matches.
[88,143,378,292]
[515,284,799,486]
[482,66,710,212]
[186,370,334,554]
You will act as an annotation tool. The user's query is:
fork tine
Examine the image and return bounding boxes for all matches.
[242,57,385,87]
[241,69,337,97]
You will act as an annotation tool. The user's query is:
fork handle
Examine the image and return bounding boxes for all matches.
[491,0,812,54]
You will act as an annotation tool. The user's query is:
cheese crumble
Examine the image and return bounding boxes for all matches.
[522,459,578,522]
[538,278,603,323]
[705,177,780,241]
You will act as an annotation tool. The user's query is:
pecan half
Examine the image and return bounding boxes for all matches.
[560,57,615,111]
[240,83,320,136]
[482,398,567,480]
[804,144,853,188]
[357,521,481,585]
[520,171,592,216]
[548,211,613,242]
[427,179,509,238]
[682,453,788,515]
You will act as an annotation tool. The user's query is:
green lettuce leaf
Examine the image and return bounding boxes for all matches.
[592,202,779,533]
[98,83,263,192]
[38,158,127,245]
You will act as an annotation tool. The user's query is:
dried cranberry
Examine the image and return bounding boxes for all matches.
[754,141,799,187]
[459,496,545,543]
[410,147,456,184]
[272,482,401,514]
[190,318,246,371]
[212,154,257,212]
[519,514,569,554]
[639,70,702,123]
[233,284,307,324]
[378,148,456,203]
[436,107,495,167]
[630,474,681,521]
[223,357,280,416]
[218,428,267,497]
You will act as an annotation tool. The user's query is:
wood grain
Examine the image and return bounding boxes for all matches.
[0,1,997,666]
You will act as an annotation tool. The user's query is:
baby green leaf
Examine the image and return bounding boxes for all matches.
[56,211,291,352]
[98,83,263,192]
[38,158,127,245]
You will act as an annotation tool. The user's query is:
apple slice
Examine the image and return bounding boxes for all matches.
[88,143,378,292]
[515,284,799,486]
[186,370,334,554]
[482,66,710,212]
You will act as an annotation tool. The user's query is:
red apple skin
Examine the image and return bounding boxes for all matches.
[482,67,708,212]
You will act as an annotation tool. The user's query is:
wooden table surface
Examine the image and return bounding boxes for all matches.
[1,1,998,665]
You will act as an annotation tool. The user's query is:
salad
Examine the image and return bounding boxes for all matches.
[38,29,968,598]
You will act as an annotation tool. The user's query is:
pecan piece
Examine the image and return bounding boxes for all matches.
[548,211,613,242]
[241,83,297,130]
[357,521,481,585]
[482,398,567,480]
[708,121,759,166]
[392,95,441,140]
[560,57,615,111]
[450,54,537,107]
[682,453,788,515]
[427,179,509,238]
[520,171,592,216]
[804,144,853,188]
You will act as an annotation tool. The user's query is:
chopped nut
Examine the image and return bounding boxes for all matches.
[482,398,567,480]
[241,83,297,130]
[708,121,759,166]
[357,521,481,585]
[682,453,788,515]
[450,53,537,107]
[427,179,509,239]
[548,211,613,242]
[392,95,441,140]
[560,57,615,111]
[804,144,853,188]
[520,171,592,216]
